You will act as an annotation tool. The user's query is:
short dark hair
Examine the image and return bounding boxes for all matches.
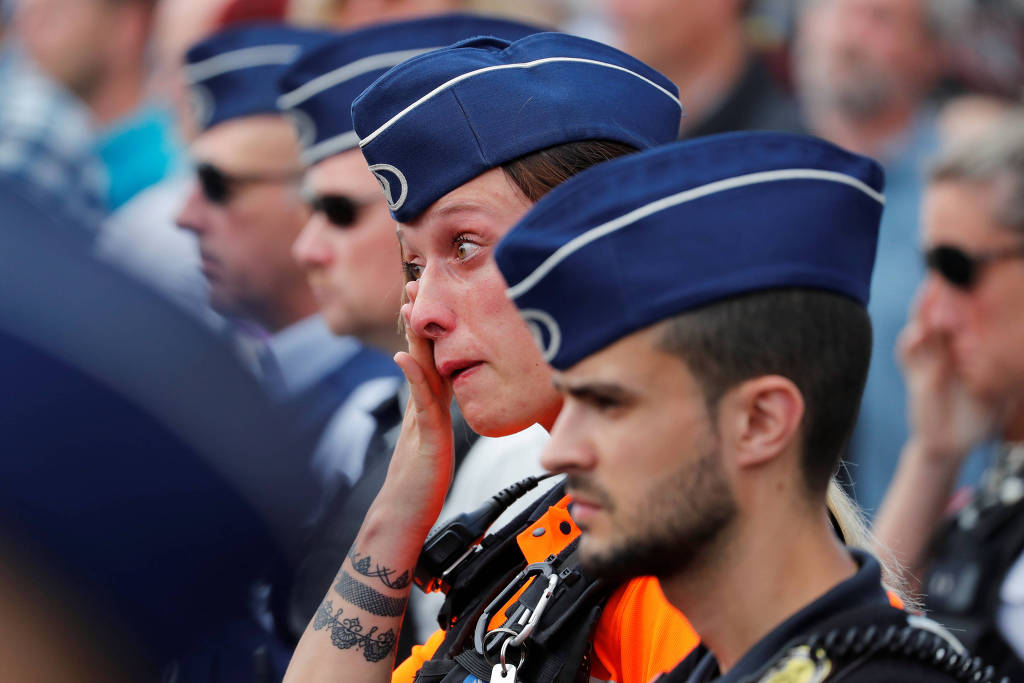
[657,289,872,495]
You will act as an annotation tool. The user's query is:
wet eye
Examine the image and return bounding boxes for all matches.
[403,262,423,281]
[455,238,482,262]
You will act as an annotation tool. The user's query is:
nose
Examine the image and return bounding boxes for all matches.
[175,181,208,235]
[540,403,597,474]
[293,213,333,268]
[919,273,966,334]
[405,271,456,341]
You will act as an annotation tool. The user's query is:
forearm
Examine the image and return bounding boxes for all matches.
[873,438,963,590]
[284,496,434,682]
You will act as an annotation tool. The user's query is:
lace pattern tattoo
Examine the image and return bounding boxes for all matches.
[334,570,408,617]
[348,548,411,589]
[314,600,396,663]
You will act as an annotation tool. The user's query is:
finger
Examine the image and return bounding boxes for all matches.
[405,279,419,304]
[401,302,449,400]
[394,351,451,443]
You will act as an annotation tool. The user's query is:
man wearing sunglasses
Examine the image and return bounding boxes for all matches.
[874,111,1024,680]
[176,24,401,513]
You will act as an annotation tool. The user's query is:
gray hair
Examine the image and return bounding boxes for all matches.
[930,110,1024,234]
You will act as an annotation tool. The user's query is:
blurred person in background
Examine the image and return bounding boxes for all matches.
[278,14,549,658]
[96,0,238,318]
[793,0,973,513]
[13,0,182,210]
[287,0,462,28]
[874,111,1024,681]
[0,0,107,226]
[176,23,401,493]
[601,0,804,138]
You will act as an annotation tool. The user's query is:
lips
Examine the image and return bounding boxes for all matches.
[567,495,602,527]
[437,358,484,382]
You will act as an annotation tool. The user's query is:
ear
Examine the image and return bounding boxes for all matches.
[719,375,805,470]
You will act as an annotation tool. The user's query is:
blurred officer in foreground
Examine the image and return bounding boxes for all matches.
[177,23,401,485]
[0,169,315,680]
[276,13,543,655]
[495,131,1001,681]
[875,111,1024,680]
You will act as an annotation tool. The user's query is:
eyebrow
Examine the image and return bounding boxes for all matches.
[552,376,636,404]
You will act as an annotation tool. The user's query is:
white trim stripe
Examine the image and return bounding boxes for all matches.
[358,56,683,148]
[301,130,362,165]
[506,168,886,300]
[186,45,302,84]
[278,47,442,108]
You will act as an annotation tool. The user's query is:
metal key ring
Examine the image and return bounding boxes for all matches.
[499,636,526,675]
[482,627,520,664]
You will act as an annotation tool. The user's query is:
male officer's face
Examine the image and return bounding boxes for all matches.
[293,149,402,347]
[918,178,1024,406]
[541,324,737,581]
[176,115,310,325]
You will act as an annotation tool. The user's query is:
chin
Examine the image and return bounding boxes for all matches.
[458,400,537,438]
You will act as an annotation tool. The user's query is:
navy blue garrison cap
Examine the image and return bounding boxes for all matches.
[495,132,885,371]
[277,14,545,166]
[185,23,333,133]
[351,32,683,222]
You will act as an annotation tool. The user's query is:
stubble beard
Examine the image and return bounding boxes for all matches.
[573,443,738,584]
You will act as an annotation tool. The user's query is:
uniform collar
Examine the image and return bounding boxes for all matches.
[268,314,359,395]
[683,548,889,682]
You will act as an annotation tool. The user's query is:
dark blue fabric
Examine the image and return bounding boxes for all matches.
[185,23,335,132]
[0,171,318,680]
[352,31,682,222]
[278,13,545,165]
[679,550,891,682]
[494,132,884,370]
[283,344,402,456]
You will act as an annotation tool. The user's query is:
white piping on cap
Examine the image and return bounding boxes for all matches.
[278,47,442,109]
[506,168,886,301]
[301,130,362,165]
[357,56,683,148]
[187,45,302,84]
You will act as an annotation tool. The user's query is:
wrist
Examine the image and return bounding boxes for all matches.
[904,436,968,469]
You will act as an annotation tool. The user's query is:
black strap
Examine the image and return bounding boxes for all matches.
[419,487,613,683]
[741,605,1003,683]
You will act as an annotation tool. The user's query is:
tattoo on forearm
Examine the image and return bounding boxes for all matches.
[314,600,397,663]
[348,548,411,589]
[334,571,408,617]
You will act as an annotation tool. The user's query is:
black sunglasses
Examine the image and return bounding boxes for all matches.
[196,162,302,204]
[924,243,1024,290]
[307,193,361,228]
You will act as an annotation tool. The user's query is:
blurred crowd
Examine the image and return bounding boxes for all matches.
[0,0,1022,681]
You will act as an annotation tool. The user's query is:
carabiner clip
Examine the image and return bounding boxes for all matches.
[510,573,558,647]
[474,561,557,655]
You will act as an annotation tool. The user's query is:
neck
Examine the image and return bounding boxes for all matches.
[366,327,405,357]
[87,67,145,128]
[1003,403,1024,442]
[662,25,747,129]
[805,101,917,160]
[660,503,856,674]
[261,288,320,334]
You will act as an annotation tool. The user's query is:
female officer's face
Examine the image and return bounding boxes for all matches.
[398,167,564,437]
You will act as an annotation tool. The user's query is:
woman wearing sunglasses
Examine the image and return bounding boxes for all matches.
[284,30,883,683]
[874,112,1024,681]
